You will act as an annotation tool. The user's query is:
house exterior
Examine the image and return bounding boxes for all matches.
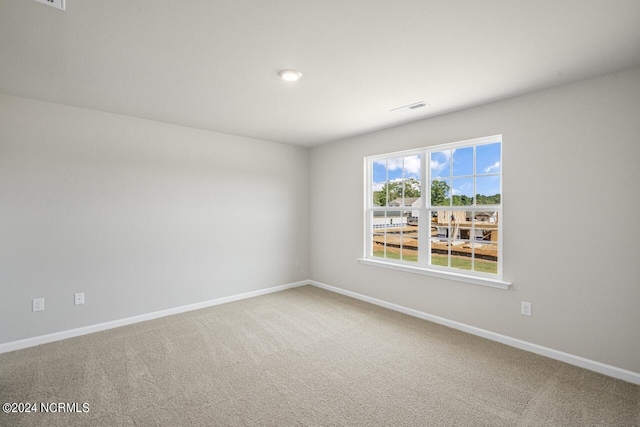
[372,197,421,228]
[372,197,497,237]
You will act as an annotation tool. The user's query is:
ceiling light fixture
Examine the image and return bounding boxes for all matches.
[278,69,302,82]
[390,101,429,113]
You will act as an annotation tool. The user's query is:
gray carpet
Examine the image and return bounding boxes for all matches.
[1,285,638,426]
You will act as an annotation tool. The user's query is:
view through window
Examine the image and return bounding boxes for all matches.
[366,135,502,279]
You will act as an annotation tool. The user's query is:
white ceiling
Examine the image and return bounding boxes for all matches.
[2,1,640,146]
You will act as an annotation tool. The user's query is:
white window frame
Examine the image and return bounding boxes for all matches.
[359,135,512,289]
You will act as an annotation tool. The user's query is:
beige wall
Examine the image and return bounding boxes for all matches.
[0,94,310,344]
[310,67,640,372]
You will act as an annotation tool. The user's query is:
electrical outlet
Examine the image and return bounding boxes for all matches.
[75,293,85,305]
[521,301,532,317]
[32,298,45,312]
[33,0,66,11]
[295,260,300,268]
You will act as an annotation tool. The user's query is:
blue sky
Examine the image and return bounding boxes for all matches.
[373,143,501,198]
[372,155,420,191]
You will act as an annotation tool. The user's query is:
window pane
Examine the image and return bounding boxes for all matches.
[386,157,404,207]
[457,221,473,241]
[431,210,449,238]
[430,210,476,269]
[449,210,466,241]
[385,157,404,181]
[430,179,450,206]
[476,142,501,175]
[475,175,501,205]
[453,147,473,176]
[372,231,385,258]
[473,211,499,274]
[371,211,386,258]
[384,213,402,260]
[372,160,387,206]
[401,179,421,206]
[384,243,400,259]
[449,210,471,271]
[386,211,402,228]
[402,154,421,206]
[373,157,407,206]
[401,210,419,262]
[452,177,473,205]
[430,249,448,267]
[430,210,450,267]
[430,150,450,178]
[450,242,472,271]
[403,155,421,180]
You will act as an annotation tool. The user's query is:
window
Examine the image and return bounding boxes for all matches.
[362,135,509,288]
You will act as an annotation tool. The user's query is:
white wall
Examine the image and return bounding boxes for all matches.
[0,94,309,344]
[310,67,640,373]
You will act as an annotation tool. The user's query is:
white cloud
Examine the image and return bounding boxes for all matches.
[484,161,500,174]
[452,181,472,196]
[403,155,421,175]
[376,155,421,175]
[373,176,422,192]
[373,178,402,190]
[430,159,447,174]
[430,150,453,175]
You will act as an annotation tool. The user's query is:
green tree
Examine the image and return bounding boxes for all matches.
[373,178,421,206]
[475,194,501,205]
[452,194,473,206]
[430,180,450,206]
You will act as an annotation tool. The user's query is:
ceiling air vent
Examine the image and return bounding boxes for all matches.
[390,101,429,113]
[33,0,65,11]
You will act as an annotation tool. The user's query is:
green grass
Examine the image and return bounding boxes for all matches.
[374,251,497,274]
[431,254,497,274]
[373,251,418,262]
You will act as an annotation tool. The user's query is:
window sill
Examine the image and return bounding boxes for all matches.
[357,258,512,290]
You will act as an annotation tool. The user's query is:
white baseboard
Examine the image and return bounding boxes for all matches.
[308,280,640,385]
[3,278,638,386]
[0,280,309,354]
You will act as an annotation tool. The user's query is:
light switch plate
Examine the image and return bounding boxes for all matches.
[521,301,532,317]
